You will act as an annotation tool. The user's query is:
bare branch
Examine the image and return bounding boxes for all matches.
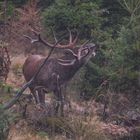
[51,28,58,43]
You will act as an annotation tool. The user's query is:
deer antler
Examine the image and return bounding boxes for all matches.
[24,28,79,50]
[52,28,79,48]
[51,28,58,43]
[24,29,84,63]
[57,58,76,66]
[24,29,55,47]
[68,28,72,44]
[77,40,91,60]
[64,49,78,58]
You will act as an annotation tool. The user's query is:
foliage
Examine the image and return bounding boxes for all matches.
[0,82,13,93]
[0,107,9,140]
[10,0,28,7]
[79,0,140,98]
[0,105,20,140]
[43,0,104,38]
[38,0,55,9]
[0,1,15,20]
[30,115,110,140]
[101,0,129,32]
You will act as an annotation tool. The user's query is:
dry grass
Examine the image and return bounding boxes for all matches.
[52,116,109,140]
[7,120,49,140]
[7,115,110,140]
[20,101,110,140]
[2,93,133,140]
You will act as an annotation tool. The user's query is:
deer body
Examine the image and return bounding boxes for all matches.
[23,54,83,91]
[23,30,97,115]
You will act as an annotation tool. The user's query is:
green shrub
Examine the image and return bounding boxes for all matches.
[43,0,103,38]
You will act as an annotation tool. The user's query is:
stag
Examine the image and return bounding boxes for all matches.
[23,30,97,115]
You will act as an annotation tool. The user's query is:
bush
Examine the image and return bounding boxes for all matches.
[79,0,140,98]
[43,0,103,38]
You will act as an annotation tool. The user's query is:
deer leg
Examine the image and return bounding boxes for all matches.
[59,89,64,116]
[37,88,45,105]
[53,91,59,115]
[56,75,64,116]
[62,84,71,110]
[33,92,39,104]
[53,91,63,116]
[30,88,38,104]
[22,104,28,118]
[52,74,64,116]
